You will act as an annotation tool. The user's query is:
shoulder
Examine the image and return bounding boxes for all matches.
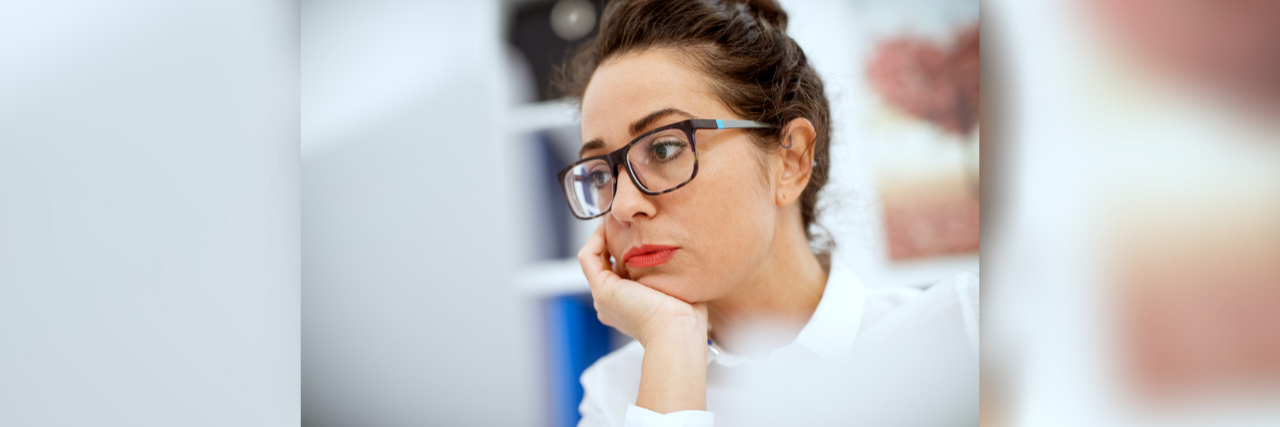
[578,340,644,426]
[581,339,644,390]
[836,273,980,424]
[858,272,980,352]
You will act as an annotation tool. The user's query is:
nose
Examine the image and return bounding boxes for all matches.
[609,166,656,224]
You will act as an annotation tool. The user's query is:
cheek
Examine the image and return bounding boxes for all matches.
[699,171,775,251]
[620,147,777,302]
[667,151,777,270]
[604,221,629,261]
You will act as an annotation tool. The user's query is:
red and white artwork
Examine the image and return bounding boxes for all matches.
[865,23,980,261]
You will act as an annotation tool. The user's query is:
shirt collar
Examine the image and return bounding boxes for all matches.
[709,260,867,365]
[789,260,865,362]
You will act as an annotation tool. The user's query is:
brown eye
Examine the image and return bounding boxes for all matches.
[648,140,685,162]
[588,170,611,188]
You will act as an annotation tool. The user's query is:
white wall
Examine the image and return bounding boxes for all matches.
[0,1,300,426]
[302,1,540,425]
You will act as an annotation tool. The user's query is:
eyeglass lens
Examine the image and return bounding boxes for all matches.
[561,128,696,218]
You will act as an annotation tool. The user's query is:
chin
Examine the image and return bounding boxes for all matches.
[633,271,703,304]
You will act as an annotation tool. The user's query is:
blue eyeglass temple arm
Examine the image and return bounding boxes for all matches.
[691,119,773,130]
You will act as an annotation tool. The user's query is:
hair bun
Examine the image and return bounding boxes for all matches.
[727,0,788,31]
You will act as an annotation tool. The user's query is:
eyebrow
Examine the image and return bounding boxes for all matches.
[578,108,694,158]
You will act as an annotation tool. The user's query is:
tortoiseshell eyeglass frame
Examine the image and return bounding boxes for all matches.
[556,118,773,220]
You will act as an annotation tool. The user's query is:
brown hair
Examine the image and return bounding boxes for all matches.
[554,0,834,255]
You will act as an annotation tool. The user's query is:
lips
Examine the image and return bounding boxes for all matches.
[622,244,680,268]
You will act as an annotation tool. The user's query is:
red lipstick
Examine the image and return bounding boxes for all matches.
[622,245,679,268]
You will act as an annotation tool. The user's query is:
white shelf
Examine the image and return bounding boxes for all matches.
[513,258,590,297]
[877,253,980,288]
[506,100,579,135]
[505,99,589,299]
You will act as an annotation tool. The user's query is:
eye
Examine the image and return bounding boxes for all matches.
[648,139,686,162]
[588,170,611,188]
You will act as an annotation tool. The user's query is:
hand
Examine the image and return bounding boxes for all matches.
[577,222,708,348]
[579,221,710,413]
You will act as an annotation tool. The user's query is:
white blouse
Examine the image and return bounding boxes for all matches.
[577,262,980,427]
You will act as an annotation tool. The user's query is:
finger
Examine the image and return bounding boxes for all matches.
[579,223,626,302]
[595,222,614,271]
[590,223,631,280]
[577,222,608,279]
[593,221,619,282]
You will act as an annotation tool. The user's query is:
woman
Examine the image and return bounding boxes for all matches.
[553,0,979,425]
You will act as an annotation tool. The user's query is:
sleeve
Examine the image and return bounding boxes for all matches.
[583,368,721,427]
[623,405,714,427]
[577,363,619,427]
[578,353,715,427]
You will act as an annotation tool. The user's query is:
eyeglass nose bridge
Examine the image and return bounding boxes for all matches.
[603,138,659,195]
[605,155,654,220]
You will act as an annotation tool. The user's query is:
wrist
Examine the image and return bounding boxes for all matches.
[637,323,709,413]
[639,311,708,348]
[643,328,709,357]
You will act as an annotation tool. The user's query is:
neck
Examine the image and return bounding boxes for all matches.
[705,216,828,357]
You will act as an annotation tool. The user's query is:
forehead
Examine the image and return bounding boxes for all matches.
[580,49,723,149]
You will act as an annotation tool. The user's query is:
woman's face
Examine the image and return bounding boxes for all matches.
[580,48,782,303]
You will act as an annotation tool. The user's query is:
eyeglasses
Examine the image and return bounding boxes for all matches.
[556,119,773,220]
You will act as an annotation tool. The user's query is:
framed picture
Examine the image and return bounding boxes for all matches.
[853,0,980,262]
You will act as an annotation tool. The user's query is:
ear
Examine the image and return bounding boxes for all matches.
[774,118,817,207]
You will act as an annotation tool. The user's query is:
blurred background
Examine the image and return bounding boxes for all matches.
[1,2,301,426]
[301,0,976,426]
[985,0,1280,426]
[304,0,1280,424]
[6,0,1279,426]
